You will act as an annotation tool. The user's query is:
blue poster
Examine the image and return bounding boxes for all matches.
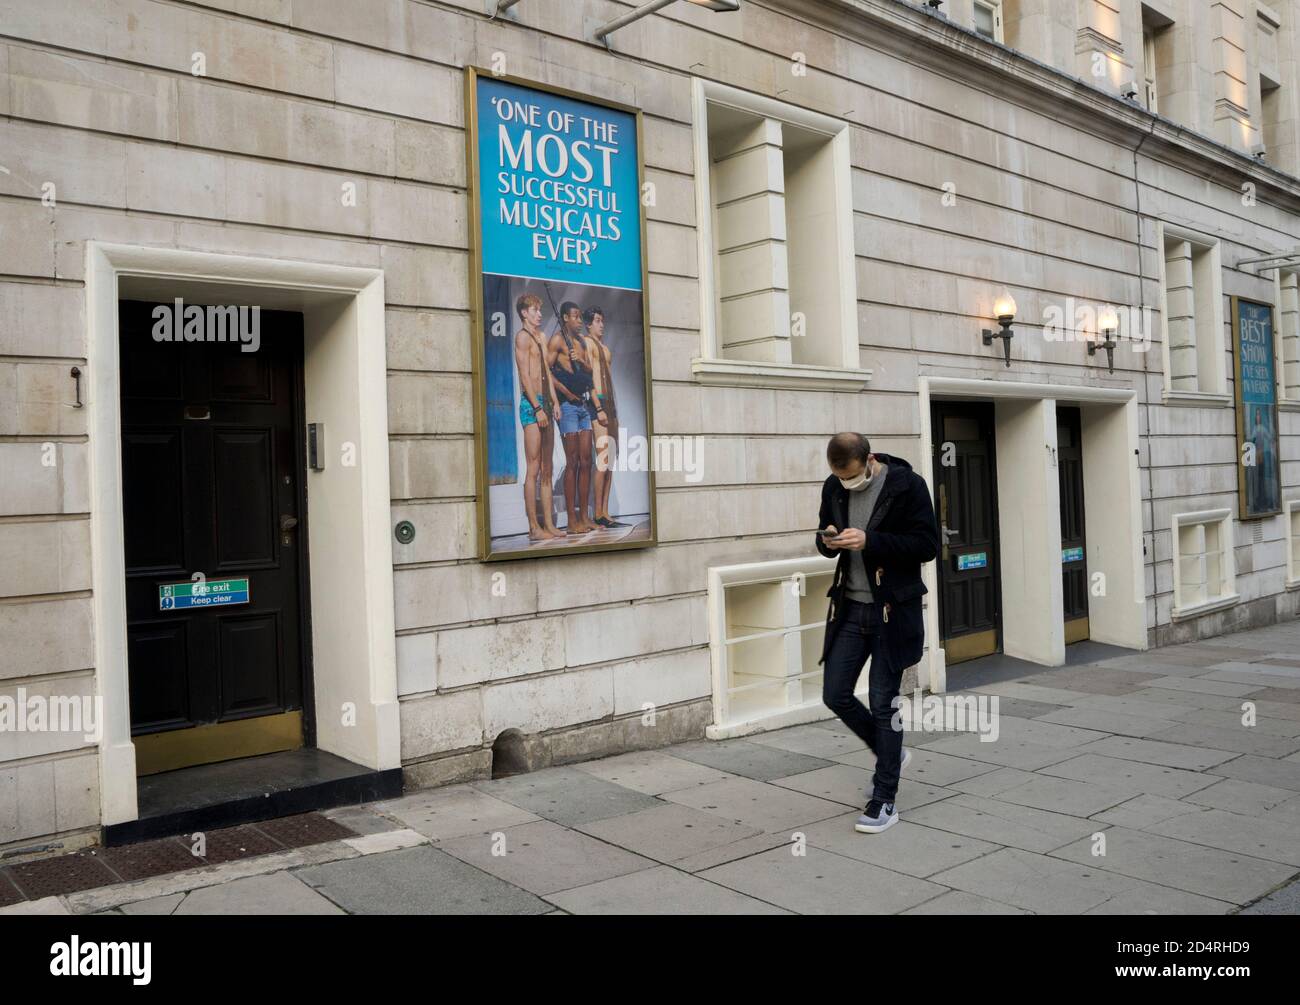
[476,75,643,290]
[470,71,654,560]
[1233,298,1281,518]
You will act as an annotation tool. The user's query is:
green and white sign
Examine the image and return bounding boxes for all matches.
[1062,547,1084,563]
[957,552,988,571]
[159,578,250,610]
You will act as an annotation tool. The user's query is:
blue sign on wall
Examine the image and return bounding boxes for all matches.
[957,552,988,571]
[475,75,643,290]
[1232,297,1282,518]
[1062,547,1084,563]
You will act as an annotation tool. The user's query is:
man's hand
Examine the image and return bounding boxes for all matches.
[821,525,841,549]
[536,410,549,428]
[830,528,866,551]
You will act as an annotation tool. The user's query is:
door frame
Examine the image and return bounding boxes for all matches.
[930,399,1003,664]
[118,301,317,772]
[918,377,1146,693]
[87,243,401,827]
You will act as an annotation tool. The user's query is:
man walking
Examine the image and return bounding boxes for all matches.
[815,432,939,834]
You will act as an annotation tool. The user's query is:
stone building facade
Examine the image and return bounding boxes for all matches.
[0,0,1297,854]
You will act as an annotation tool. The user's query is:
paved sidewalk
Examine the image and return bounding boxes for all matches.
[9,621,1300,915]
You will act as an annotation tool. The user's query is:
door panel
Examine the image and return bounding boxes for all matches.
[932,402,1001,664]
[119,300,310,774]
[1058,407,1089,643]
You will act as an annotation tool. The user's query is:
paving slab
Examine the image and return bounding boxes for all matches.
[117,893,185,916]
[834,746,1001,788]
[946,765,1041,797]
[166,871,343,915]
[1145,721,1300,757]
[545,864,789,915]
[295,844,551,914]
[988,774,1135,817]
[1039,753,1219,800]
[928,846,1143,914]
[1205,753,1300,791]
[664,738,836,781]
[1126,687,1252,711]
[1142,807,1300,866]
[1090,793,1204,830]
[904,792,1101,853]
[799,814,1001,878]
[698,844,946,914]
[571,749,735,795]
[435,818,655,897]
[987,698,1069,719]
[1183,778,1300,814]
[919,732,1082,771]
[376,784,540,840]
[1033,705,1179,738]
[1168,706,1300,738]
[1142,676,1262,697]
[968,682,1093,705]
[575,801,764,864]
[668,830,795,873]
[901,890,1029,914]
[1238,876,1300,915]
[745,722,868,761]
[1049,826,1296,904]
[1070,734,1238,771]
[660,775,855,833]
[470,766,664,826]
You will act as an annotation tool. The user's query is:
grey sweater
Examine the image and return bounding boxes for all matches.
[844,464,888,603]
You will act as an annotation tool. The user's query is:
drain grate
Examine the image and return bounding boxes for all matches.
[253,812,355,849]
[7,851,118,900]
[189,824,284,865]
[100,837,204,882]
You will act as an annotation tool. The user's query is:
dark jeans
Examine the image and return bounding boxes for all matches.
[821,598,904,804]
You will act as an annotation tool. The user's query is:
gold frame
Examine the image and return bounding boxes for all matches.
[464,67,659,562]
[1230,295,1283,520]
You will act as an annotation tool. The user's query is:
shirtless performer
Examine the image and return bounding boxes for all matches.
[583,306,628,529]
[547,301,598,534]
[513,293,565,541]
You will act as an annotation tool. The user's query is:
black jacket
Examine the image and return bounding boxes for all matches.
[814,454,940,672]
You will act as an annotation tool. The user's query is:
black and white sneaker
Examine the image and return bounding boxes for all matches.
[855,798,899,834]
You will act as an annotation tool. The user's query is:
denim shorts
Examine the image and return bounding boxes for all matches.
[558,398,592,435]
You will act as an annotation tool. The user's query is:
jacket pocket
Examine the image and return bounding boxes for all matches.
[892,580,928,602]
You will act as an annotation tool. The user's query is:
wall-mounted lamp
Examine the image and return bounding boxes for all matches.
[593,0,740,47]
[488,0,525,17]
[981,293,1017,368]
[1088,305,1119,374]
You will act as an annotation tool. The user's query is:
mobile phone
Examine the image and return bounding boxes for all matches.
[817,528,838,538]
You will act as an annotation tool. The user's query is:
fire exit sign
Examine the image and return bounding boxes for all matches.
[159,578,250,610]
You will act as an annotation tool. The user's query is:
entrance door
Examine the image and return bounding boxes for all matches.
[1057,406,1089,643]
[119,300,311,775]
[931,402,1001,664]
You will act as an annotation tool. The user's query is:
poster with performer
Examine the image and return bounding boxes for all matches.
[1231,296,1282,519]
[467,69,656,560]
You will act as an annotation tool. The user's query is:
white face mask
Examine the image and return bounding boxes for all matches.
[838,465,874,492]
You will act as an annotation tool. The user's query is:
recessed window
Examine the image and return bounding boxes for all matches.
[973,0,1003,43]
[692,80,863,388]
[1141,5,1174,115]
[1286,500,1300,589]
[1171,510,1238,619]
[1276,270,1300,404]
[1159,224,1227,400]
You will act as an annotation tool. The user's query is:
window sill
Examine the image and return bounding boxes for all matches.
[692,357,872,392]
[1279,400,1300,413]
[1170,593,1240,622]
[1160,390,1233,408]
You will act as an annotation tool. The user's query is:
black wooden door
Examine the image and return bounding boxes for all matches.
[931,402,1001,664]
[119,301,310,773]
[1057,406,1089,642]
